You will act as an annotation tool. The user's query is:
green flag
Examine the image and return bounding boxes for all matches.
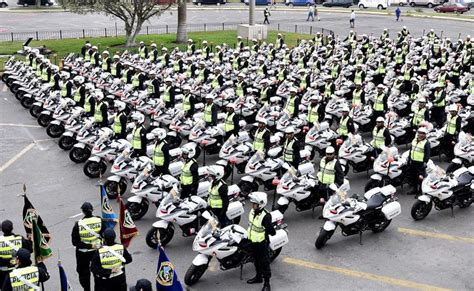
[32,219,53,260]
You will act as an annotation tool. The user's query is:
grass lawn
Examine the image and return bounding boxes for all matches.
[0,30,313,71]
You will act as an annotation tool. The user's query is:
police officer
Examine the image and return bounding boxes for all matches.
[258,79,274,104]
[407,127,431,195]
[402,61,414,93]
[91,229,132,291]
[150,128,170,177]
[1,248,49,291]
[146,71,161,100]
[162,78,176,108]
[207,167,230,226]
[372,84,388,123]
[337,106,355,141]
[0,220,32,287]
[411,98,429,131]
[90,46,100,67]
[182,85,196,118]
[204,94,218,127]
[93,91,108,127]
[180,147,199,199]
[101,51,112,73]
[110,55,122,78]
[60,72,74,99]
[148,43,158,63]
[431,84,446,126]
[408,77,420,103]
[138,41,148,59]
[84,84,96,117]
[282,127,300,169]
[224,103,240,141]
[71,202,105,291]
[235,73,248,98]
[130,112,147,158]
[418,53,430,77]
[443,105,461,160]
[306,95,325,127]
[322,76,335,101]
[253,119,271,155]
[113,101,128,140]
[246,192,275,291]
[285,88,300,119]
[73,76,86,107]
[370,117,392,156]
[159,47,171,67]
[351,83,365,107]
[186,39,196,55]
[374,56,387,85]
[317,146,344,202]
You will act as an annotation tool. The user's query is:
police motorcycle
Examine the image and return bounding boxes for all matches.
[12,71,42,101]
[184,203,288,286]
[304,121,338,158]
[338,134,375,175]
[351,104,373,132]
[255,97,284,128]
[27,83,53,117]
[447,131,474,173]
[37,92,73,127]
[1,56,25,83]
[274,163,320,215]
[364,147,410,192]
[219,133,253,174]
[69,120,115,164]
[315,180,401,249]
[188,119,225,155]
[145,182,245,248]
[385,111,411,145]
[275,111,306,135]
[46,103,84,138]
[411,163,474,220]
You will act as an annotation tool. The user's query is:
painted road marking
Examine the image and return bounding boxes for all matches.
[0,143,35,173]
[283,257,451,291]
[398,228,474,245]
[0,123,42,128]
[1,85,7,92]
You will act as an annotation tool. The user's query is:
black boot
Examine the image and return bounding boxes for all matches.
[406,186,418,195]
[262,281,271,291]
[247,276,263,284]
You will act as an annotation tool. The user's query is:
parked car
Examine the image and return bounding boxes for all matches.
[434,2,469,12]
[409,0,442,7]
[458,0,472,8]
[391,0,409,5]
[17,0,53,6]
[244,0,270,5]
[358,0,389,9]
[322,0,353,7]
[0,0,8,8]
[285,0,315,6]
[193,0,226,5]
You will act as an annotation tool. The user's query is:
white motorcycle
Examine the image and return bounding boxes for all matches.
[411,165,474,220]
[338,134,374,175]
[304,121,337,158]
[315,181,401,249]
[184,210,289,286]
[145,186,244,248]
[447,132,473,173]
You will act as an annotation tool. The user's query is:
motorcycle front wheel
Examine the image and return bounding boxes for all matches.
[29,105,42,118]
[83,160,107,178]
[126,200,150,221]
[46,123,64,138]
[37,114,52,127]
[104,179,127,199]
[269,247,282,262]
[69,147,91,163]
[184,263,209,286]
[315,229,335,249]
[20,97,34,109]
[411,200,433,221]
[145,225,175,249]
[58,135,76,150]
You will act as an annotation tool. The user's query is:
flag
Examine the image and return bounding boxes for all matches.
[118,196,138,248]
[58,261,72,291]
[156,246,183,291]
[32,219,53,260]
[22,195,52,261]
[100,184,117,229]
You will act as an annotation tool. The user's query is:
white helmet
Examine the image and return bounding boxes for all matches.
[249,192,267,209]
[182,146,196,159]
[448,104,458,112]
[208,166,224,180]
[205,94,215,100]
[94,91,104,101]
[114,100,126,111]
[151,128,167,140]
[285,127,295,134]
[131,112,145,124]
[61,72,70,79]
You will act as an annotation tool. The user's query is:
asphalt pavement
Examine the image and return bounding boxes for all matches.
[0,78,473,290]
[0,7,473,39]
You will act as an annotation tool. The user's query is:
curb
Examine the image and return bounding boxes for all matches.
[0,6,472,22]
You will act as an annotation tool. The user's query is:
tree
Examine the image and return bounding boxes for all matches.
[59,0,173,47]
[176,0,187,44]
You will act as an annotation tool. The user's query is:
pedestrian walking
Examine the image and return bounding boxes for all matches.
[264,8,271,24]
[395,7,401,21]
[349,10,355,28]
[307,5,315,22]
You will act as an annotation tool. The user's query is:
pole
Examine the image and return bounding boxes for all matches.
[249,0,255,26]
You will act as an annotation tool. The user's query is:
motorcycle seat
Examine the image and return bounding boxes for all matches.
[457,172,473,186]
[366,193,386,210]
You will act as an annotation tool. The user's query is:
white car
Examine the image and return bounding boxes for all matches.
[358,0,390,9]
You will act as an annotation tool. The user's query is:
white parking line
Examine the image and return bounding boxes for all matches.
[0,143,35,173]
[0,123,42,128]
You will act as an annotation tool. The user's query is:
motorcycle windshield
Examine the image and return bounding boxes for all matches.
[160,192,178,207]
[248,151,265,166]
[198,219,219,238]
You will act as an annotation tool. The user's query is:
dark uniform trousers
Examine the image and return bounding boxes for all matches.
[250,242,271,280]
[94,273,127,291]
[76,250,95,291]
[409,161,425,191]
[152,166,169,177]
[181,185,197,199]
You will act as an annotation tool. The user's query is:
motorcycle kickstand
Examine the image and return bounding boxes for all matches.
[450,205,454,218]
[240,264,243,280]
[311,206,315,219]
[359,231,363,245]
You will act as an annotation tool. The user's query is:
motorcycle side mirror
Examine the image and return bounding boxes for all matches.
[202,211,212,221]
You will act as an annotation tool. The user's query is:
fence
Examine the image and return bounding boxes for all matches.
[0,22,334,42]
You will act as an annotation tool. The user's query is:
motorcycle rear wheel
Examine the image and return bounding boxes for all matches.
[315,229,334,249]
[269,247,282,262]
[58,135,76,150]
[411,200,432,221]
[20,97,34,109]
[103,179,127,199]
[184,263,209,286]
[37,114,52,127]
[369,218,392,233]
